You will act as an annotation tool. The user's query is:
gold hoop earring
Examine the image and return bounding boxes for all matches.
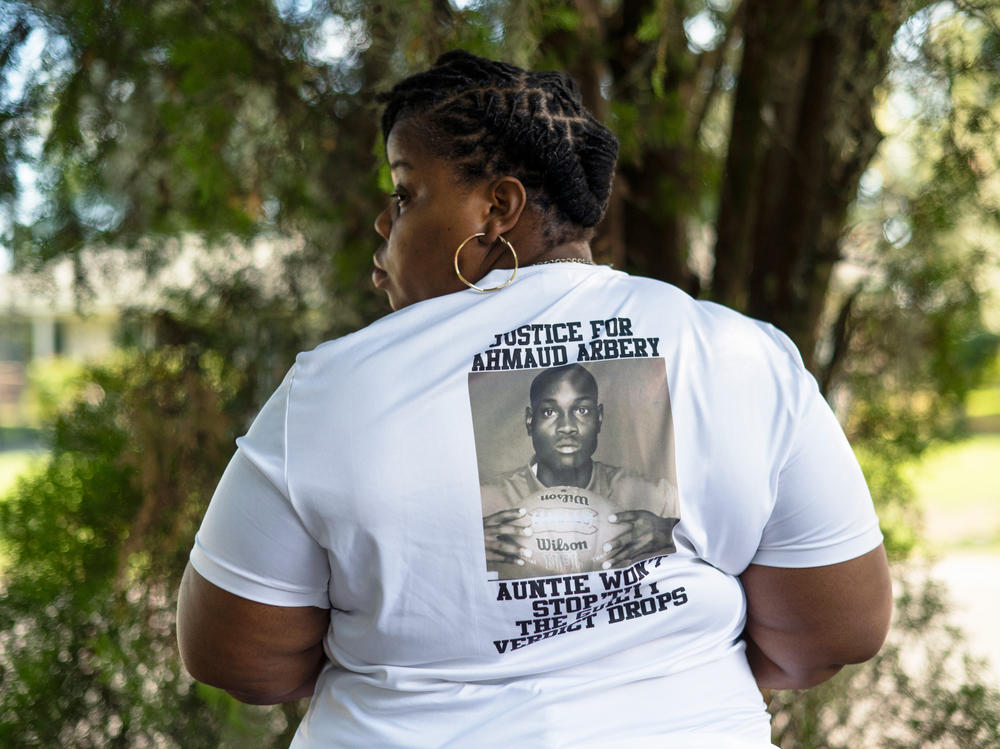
[454,233,518,293]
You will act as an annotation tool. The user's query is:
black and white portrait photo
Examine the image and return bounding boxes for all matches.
[469,360,680,580]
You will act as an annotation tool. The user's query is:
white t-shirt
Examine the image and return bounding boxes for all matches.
[190,263,882,748]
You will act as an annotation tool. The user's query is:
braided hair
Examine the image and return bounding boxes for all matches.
[379,50,619,245]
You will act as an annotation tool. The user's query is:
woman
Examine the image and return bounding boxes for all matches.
[177,51,891,748]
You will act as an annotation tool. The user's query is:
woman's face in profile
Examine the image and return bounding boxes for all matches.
[373,120,492,310]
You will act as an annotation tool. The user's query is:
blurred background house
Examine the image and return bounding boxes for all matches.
[0,237,299,438]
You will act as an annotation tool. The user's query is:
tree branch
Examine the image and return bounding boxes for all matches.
[690,0,745,143]
[818,282,864,397]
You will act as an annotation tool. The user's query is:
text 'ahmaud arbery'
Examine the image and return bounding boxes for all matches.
[471,317,661,372]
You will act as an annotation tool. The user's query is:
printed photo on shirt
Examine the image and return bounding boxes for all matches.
[470,359,680,581]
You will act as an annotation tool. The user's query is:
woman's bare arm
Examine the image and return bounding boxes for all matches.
[740,544,892,689]
[176,563,330,704]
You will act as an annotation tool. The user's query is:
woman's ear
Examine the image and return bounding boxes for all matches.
[484,176,527,240]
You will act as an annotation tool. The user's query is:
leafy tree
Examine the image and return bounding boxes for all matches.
[0,347,300,746]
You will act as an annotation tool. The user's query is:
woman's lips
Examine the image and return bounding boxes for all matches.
[372,254,388,287]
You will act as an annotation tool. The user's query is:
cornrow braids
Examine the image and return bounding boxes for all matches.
[378,50,619,245]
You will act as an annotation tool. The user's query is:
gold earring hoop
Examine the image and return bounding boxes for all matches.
[454,233,518,293]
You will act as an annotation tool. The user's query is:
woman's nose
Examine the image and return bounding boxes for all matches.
[374,206,391,240]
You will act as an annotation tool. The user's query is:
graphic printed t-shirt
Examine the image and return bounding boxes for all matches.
[190,264,883,748]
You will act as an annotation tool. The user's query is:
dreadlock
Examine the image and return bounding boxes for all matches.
[379,50,619,246]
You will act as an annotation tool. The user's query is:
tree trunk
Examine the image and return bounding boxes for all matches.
[713,0,816,312]
[715,0,909,372]
[605,0,702,291]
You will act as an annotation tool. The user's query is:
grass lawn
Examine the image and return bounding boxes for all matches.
[908,433,1000,554]
[967,385,1000,433]
[967,385,1000,419]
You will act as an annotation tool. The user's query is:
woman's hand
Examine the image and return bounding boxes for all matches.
[602,510,676,567]
[483,507,534,566]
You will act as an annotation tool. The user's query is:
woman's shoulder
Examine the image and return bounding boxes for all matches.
[294,296,450,364]
[289,290,484,392]
[594,268,802,364]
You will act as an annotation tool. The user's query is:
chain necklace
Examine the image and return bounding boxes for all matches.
[532,257,595,266]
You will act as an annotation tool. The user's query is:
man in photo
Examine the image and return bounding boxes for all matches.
[481,364,678,575]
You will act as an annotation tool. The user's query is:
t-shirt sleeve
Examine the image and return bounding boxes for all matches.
[188,366,331,608]
[750,357,883,569]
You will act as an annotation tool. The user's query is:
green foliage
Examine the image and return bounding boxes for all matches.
[2,0,384,324]
[821,3,1000,479]
[855,446,922,560]
[21,356,87,426]
[0,448,42,496]
[768,572,1000,749]
[837,242,997,455]
[0,348,297,747]
[540,4,580,33]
